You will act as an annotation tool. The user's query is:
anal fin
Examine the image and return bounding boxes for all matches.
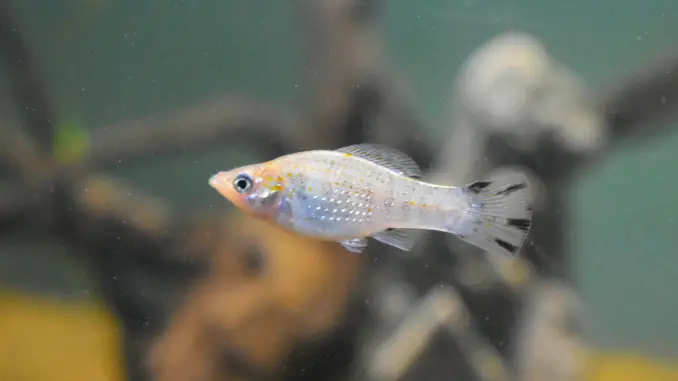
[372,228,416,251]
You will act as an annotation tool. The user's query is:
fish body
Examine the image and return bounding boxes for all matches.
[209,144,533,257]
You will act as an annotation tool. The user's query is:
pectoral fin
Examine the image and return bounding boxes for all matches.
[338,237,368,254]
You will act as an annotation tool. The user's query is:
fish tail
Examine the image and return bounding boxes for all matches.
[452,171,533,257]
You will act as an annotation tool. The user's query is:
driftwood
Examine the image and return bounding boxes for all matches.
[147,216,361,381]
[2,1,678,381]
[350,31,678,381]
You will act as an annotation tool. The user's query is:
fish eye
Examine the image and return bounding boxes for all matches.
[233,174,253,194]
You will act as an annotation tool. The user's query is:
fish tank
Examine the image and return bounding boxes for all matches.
[1,1,677,381]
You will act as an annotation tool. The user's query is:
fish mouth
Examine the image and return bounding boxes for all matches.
[208,173,221,189]
[209,171,232,189]
[209,171,234,200]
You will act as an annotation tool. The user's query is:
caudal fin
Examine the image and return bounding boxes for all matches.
[456,171,533,257]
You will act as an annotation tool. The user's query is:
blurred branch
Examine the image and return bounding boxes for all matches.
[429,33,678,278]
[513,280,588,381]
[0,124,55,236]
[296,0,387,148]
[0,0,59,154]
[83,0,432,170]
[368,287,513,381]
[51,172,210,381]
[602,49,678,141]
[0,121,48,179]
[0,8,224,370]
[148,216,362,381]
[295,0,434,171]
[63,173,174,240]
[87,97,301,168]
[414,32,678,381]
[0,182,31,232]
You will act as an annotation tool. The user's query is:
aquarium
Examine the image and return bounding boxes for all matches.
[1,1,677,381]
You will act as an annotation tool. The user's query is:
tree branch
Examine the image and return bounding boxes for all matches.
[0,1,59,154]
[0,182,31,233]
[87,97,301,169]
[0,122,48,179]
[296,0,387,148]
[602,49,678,140]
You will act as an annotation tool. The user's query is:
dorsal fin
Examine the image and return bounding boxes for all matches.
[336,143,422,179]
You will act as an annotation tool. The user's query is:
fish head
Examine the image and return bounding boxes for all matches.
[209,162,285,219]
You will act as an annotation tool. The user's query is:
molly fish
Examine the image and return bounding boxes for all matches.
[209,143,533,256]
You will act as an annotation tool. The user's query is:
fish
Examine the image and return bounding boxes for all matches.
[209,143,533,257]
